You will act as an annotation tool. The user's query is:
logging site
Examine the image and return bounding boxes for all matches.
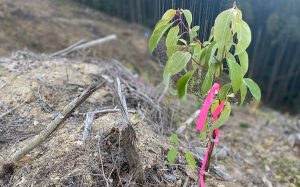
[0,0,299,187]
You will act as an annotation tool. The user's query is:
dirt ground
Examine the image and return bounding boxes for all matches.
[0,0,161,82]
[0,0,299,186]
[0,52,239,187]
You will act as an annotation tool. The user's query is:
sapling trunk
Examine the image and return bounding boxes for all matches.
[149,5,261,187]
[204,130,216,175]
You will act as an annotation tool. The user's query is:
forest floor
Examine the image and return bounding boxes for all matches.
[0,0,299,186]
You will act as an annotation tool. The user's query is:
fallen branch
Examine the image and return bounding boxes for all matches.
[12,81,103,162]
[72,35,117,51]
[0,80,104,173]
[50,39,86,57]
[92,108,136,115]
[51,35,117,57]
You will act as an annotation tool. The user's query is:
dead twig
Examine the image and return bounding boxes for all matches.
[0,82,7,90]
[0,101,26,120]
[262,176,273,187]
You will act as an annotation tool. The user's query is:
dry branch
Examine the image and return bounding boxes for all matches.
[51,35,117,57]
[7,81,103,163]
[72,35,117,50]
[50,39,86,57]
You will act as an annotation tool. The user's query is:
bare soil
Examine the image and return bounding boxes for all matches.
[0,0,160,81]
[0,52,236,186]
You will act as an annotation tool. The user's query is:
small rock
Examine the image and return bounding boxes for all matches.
[33,120,39,125]
[76,141,83,146]
[288,133,300,147]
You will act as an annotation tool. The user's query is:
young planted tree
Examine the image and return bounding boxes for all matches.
[149,3,261,186]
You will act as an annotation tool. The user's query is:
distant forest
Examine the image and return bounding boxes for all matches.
[74,0,300,113]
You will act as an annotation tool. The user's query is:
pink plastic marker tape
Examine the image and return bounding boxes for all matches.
[211,101,225,143]
[196,83,225,187]
[196,83,220,131]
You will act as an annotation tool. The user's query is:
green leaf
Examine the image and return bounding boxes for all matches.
[169,134,179,145]
[166,26,179,48]
[189,26,199,43]
[177,71,193,99]
[219,83,231,101]
[200,48,207,64]
[149,21,172,54]
[166,26,180,57]
[232,9,243,34]
[192,26,200,32]
[240,80,247,105]
[211,99,219,113]
[201,67,213,96]
[215,64,222,78]
[203,41,210,47]
[211,102,231,130]
[182,9,192,27]
[189,29,197,43]
[205,41,216,65]
[192,43,202,61]
[226,51,236,62]
[227,59,243,93]
[208,45,218,64]
[178,39,187,45]
[200,130,206,142]
[235,20,251,55]
[161,9,177,20]
[167,147,177,164]
[213,8,237,49]
[185,152,196,169]
[167,45,179,58]
[243,78,261,102]
[163,51,192,83]
[238,51,249,76]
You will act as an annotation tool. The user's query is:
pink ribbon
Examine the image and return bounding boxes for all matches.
[211,101,225,143]
[196,83,220,131]
[197,83,225,187]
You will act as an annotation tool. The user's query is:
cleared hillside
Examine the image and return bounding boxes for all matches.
[0,0,160,78]
[0,0,299,186]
